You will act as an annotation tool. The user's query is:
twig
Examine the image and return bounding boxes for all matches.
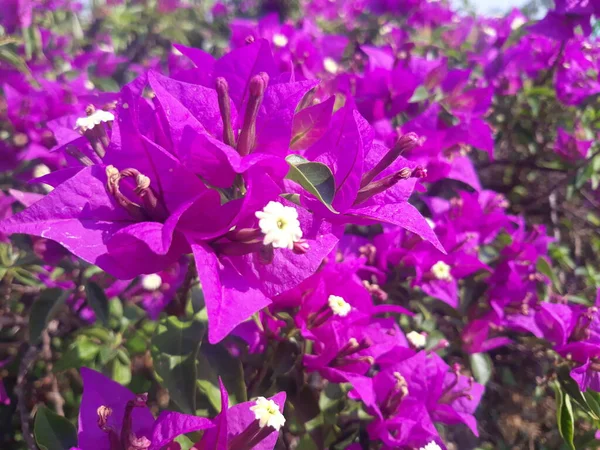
[15,345,40,450]
[42,325,64,416]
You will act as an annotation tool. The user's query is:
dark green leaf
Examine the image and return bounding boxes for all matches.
[85,281,110,326]
[197,341,247,410]
[469,353,493,386]
[151,316,205,414]
[285,155,336,212]
[29,289,70,343]
[34,406,77,450]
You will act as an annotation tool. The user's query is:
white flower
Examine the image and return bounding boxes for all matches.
[431,261,452,281]
[141,274,162,291]
[406,331,426,349]
[420,442,442,450]
[75,109,115,131]
[328,295,351,317]
[33,164,50,179]
[323,57,339,74]
[511,16,526,30]
[32,164,53,192]
[255,201,303,249]
[482,25,497,38]
[249,397,286,431]
[272,33,288,47]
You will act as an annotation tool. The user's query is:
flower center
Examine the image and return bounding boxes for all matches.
[328,295,351,317]
[249,397,286,431]
[255,201,303,250]
[406,331,427,349]
[141,274,162,291]
[431,261,452,281]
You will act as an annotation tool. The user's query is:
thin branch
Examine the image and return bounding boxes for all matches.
[15,345,39,450]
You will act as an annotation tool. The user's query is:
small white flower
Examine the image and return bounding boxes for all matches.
[33,164,50,179]
[510,16,526,30]
[75,109,115,131]
[272,33,288,47]
[141,274,162,291]
[323,57,339,74]
[406,331,426,349]
[482,25,497,38]
[420,442,442,450]
[249,397,285,431]
[32,164,53,192]
[328,295,351,317]
[255,201,303,250]
[431,261,452,281]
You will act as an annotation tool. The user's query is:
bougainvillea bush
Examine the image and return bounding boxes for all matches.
[2,0,600,449]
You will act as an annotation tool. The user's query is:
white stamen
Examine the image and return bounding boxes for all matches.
[272,33,288,47]
[142,274,162,291]
[249,397,286,431]
[431,261,452,281]
[406,331,427,349]
[75,109,115,131]
[420,442,442,450]
[255,201,303,250]
[328,295,351,317]
[323,57,339,74]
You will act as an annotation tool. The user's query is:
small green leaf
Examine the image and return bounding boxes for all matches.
[536,256,562,293]
[557,366,592,415]
[285,155,336,212]
[54,336,101,372]
[34,406,77,450]
[29,289,70,343]
[85,281,110,326]
[469,353,493,386]
[110,348,132,385]
[409,85,429,103]
[554,383,576,450]
[151,316,205,414]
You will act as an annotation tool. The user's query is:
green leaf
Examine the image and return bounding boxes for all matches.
[109,348,132,385]
[54,336,101,372]
[151,316,205,414]
[469,353,493,386]
[557,366,592,416]
[29,289,70,343]
[409,85,429,103]
[34,406,77,450]
[554,383,576,450]
[85,281,110,326]
[197,341,247,411]
[285,155,336,212]
[536,256,562,293]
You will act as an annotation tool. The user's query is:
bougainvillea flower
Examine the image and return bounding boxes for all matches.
[295,106,443,252]
[78,368,212,450]
[554,127,592,161]
[194,380,285,450]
